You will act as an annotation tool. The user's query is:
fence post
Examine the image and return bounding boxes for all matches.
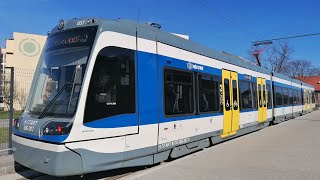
[7,67,14,153]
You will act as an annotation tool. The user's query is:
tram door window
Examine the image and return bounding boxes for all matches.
[304,89,308,111]
[221,69,239,138]
[257,78,267,123]
[84,47,136,123]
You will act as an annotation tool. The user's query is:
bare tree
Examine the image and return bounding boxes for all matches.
[267,41,294,74]
[288,59,320,78]
[247,41,294,75]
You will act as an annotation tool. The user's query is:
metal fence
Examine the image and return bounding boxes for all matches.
[0,68,34,156]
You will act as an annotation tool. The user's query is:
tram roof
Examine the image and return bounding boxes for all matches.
[50,17,314,89]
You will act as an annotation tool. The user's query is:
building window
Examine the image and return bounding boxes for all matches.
[198,74,220,112]
[164,69,194,115]
[84,47,136,123]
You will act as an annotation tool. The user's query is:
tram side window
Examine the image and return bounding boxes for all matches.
[252,82,257,109]
[164,69,194,116]
[282,87,289,105]
[312,92,315,103]
[198,74,220,112]
[288,89,293,105]
[239,80,253,110]
[275,86,283,106]
[84,47,136,123]
[266,84,272,108]
[293,90,298,104]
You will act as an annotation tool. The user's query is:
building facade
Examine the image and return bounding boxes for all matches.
[297,76,320,106]
[4,32,47,110]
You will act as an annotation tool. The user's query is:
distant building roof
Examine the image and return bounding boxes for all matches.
[296,76,320,91]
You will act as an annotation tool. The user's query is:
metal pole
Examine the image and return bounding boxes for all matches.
[6,67,14,153]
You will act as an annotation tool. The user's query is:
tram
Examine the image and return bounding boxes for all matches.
[12,18,316,176]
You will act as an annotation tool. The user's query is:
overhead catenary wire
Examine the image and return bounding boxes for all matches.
[196,0,264,42]
[252,32,320,44]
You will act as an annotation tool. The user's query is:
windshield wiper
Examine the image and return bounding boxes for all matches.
[38,83,71,119]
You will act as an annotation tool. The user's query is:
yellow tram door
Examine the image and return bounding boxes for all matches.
[257,78,267,123]
[309,90,313,112]
[304,89,307,112]
[221,69,239,138]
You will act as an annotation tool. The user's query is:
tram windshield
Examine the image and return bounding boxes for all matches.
[28,26,97,119]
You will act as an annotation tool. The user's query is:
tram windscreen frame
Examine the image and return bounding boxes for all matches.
[28,26,98,119]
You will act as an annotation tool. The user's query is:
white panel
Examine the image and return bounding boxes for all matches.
[125,124,158,151]
[157,43,271,80]
[66,136,125,153]
[67,31,137,142]
[273,76,291,85]
[13,134,68,152]
[158,116,223,144]
[239,111,258,125]
[274,106,292,116]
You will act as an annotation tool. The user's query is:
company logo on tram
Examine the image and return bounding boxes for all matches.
[187,62,204,71]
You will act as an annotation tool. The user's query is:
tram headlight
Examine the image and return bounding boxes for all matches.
[13,117,21,129]
[42,122,73,135]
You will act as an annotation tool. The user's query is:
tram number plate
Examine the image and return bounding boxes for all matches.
[23,120,38,132]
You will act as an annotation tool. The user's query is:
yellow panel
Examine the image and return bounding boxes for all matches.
[309,90,312,112]
[221,69,232,138]
[231,71,239,133]
[304,89,307,112]
[257,78,263,123]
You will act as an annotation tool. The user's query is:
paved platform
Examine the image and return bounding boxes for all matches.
[124,110,320,180]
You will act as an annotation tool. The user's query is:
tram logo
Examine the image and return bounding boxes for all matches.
[187,62,204,71]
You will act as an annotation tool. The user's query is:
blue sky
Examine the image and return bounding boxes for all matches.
[1,0,319,67]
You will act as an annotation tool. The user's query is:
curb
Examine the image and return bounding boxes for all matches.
[0,161,28,176]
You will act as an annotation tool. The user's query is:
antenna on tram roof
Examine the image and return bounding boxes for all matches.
[147,22,161,29]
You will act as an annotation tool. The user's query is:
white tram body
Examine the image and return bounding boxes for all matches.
[12,18,316,176]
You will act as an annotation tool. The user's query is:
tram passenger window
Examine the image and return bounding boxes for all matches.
[288,89,293,105]
[239,81,253,110]
[266,84,272,108]
[293,90,298,104]
[252,82,257,109]
[84,47,136,123]
[164,69,194,115]
[198,74,220,112]
[283,88,289,105]
[312,92,315,103]
[275,86,283,106]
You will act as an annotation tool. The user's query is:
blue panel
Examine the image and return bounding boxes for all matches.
[137,51,159,125]
[14,129,68,143]
[158,55,222,76]
[84,114,139,128]
[273,81,301,91]
[240,109,258,113]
